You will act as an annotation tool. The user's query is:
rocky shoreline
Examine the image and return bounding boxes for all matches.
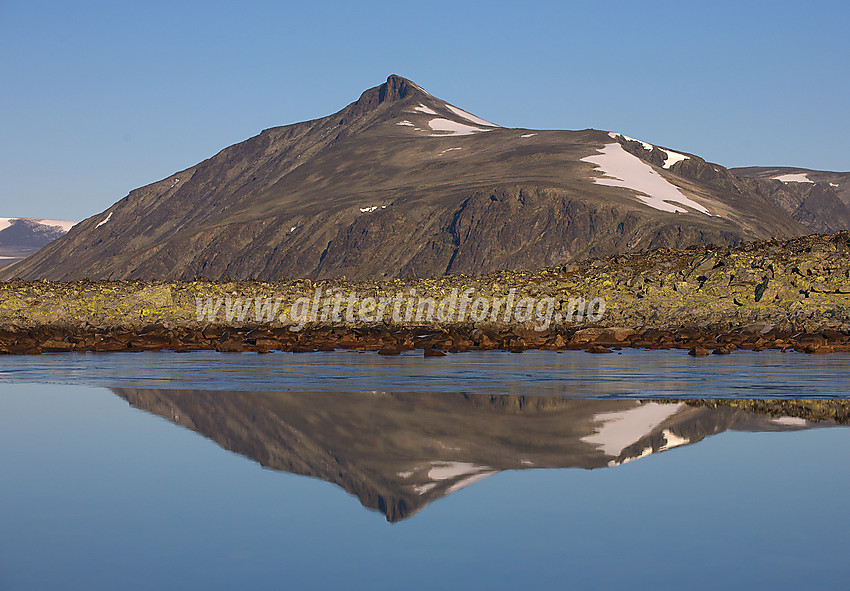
[1,321,849,356]
[1,232,848,355]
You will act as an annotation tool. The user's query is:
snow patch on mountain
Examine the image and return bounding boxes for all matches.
[95,212,113,228]
[397,120,415,127]
[773,173,813,184]
[582,402,685,456]
[439,147,462,155]
[609,132,653,151]
[661,149,689,169]
[428,118,492,137]
[521,133,537,138]
[582,143,712,215]
[830,182,840,188]
[444,104,499,127]
[609,132,689,169]
[359,205,387,213]
[414,104,438,115]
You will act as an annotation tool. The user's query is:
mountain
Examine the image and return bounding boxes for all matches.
[3,75,847,281]
[730,166,850,233]
[112,388,833,522]
[0,217,76,268]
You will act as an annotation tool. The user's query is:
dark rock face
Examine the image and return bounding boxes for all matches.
[3,76,842,281]
[731,167,850,232]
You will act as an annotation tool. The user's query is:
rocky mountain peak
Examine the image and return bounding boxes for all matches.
[379,74,419,102]
[350,74,419,109]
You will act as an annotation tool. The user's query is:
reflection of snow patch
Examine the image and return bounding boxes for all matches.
[417,461,495,495]
[583,402,685,456]
[660,429,689,450]
[444,104,498,127]
[428,118,492,137]
[428,461,484,480]
[414,104,438,115]
[447,471,495,494]
[581,143,712,215]
[609,446,653,467]
[772,416,808,427]
[95,212,113,228]
[772,173,813,184]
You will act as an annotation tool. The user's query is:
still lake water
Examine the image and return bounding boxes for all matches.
[1,350,849,590]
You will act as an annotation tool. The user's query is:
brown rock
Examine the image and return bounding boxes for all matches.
[40,339,74,352]
[215,340,245,352]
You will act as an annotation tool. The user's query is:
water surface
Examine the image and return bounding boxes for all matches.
[1,351,849,589]
[1,349,848,396]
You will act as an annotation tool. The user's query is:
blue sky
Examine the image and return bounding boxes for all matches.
[1,0,848,221]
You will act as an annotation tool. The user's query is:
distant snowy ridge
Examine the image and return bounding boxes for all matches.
[0,217,77,233]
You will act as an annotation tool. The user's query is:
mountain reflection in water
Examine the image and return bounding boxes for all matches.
[113,389,841,522]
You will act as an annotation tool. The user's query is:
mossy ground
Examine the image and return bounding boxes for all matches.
[2,232,847,332]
